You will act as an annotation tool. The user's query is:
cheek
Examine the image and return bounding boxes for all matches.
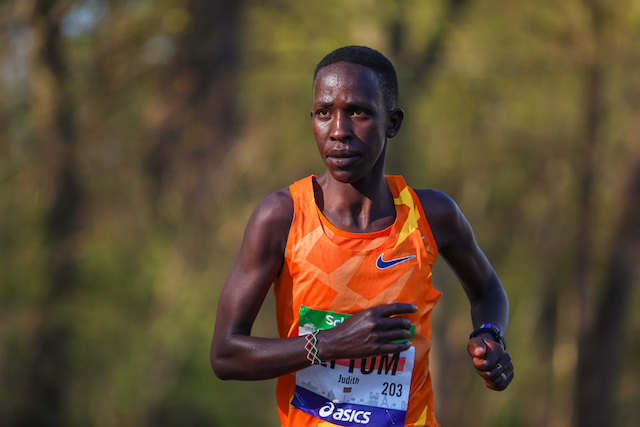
[312,122,330,144]
[313,119,330,132]
[361,126,385,146]
[311,122,321,135]
[312,126,327,153]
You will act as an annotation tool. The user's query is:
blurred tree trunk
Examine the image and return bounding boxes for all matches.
[141,1,244,421]
[395,0,470,87]
[532,269,560,426]
[571,1,639,425]
[16,0,82,425]
[386,0,471,177]
[571,17,603,427]
[144,0,243,221]
[572,0,605,361]
[573,154,640,426]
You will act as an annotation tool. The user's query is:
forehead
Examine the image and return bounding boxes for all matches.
[313,62,383,105]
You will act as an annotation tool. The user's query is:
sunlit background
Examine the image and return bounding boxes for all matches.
[1,0,640,426]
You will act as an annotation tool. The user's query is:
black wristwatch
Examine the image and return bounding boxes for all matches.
[470,323,507,350]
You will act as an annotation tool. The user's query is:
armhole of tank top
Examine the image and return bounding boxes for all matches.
[408,186,439,258]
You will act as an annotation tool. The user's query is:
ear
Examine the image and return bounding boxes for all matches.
[386,108,404,138]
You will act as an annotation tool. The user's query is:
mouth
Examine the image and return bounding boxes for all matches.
[330,151,355,158]
[326,150,362,169]
[327,146,361,157]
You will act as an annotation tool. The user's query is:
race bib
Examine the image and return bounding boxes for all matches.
[293,306,415,427]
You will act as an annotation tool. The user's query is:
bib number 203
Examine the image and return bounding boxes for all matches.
[382,382,403,397]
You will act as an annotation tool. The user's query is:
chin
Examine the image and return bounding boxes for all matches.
[327,169,366,184]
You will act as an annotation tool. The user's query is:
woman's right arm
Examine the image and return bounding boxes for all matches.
[210,188,417,381]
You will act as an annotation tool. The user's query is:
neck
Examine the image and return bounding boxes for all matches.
[314,171,395,233]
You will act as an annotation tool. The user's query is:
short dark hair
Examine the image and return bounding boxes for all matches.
[314,46,398,109]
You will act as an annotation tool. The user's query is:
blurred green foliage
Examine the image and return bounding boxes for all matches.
[1,0,639,426]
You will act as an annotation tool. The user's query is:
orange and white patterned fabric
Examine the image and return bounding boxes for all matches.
[274,175,442,427]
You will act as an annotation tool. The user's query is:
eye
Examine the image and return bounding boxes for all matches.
[316,108,330,117]
[352,108,370,118]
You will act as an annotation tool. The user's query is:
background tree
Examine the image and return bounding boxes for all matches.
[144,0,243,221]
[1,0,639,426]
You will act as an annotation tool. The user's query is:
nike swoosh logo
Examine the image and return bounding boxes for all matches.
[376,254,416,269]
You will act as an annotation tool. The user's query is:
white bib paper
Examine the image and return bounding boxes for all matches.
[293,306,415,427]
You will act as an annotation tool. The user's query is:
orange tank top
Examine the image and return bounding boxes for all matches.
[274,175,442,427]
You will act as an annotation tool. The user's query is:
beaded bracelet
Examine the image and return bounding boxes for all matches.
[305,330,322,365]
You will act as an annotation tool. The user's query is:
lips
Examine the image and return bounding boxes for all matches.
[326,149,361,169]
[327,148,358,157]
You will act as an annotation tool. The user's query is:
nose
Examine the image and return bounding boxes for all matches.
[330,111,353,142]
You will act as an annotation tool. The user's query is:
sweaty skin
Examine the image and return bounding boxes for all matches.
[210,62,513,391]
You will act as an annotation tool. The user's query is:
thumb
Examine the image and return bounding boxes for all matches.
[468,336,487,359]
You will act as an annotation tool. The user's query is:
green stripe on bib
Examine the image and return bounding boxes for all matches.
[299,305,415,342]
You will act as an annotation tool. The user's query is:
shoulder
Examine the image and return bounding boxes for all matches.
[412,189,467,250]
[253,187,294,224]
[250,187,294,230]
[244,187,294,254]
[413,189,459,222]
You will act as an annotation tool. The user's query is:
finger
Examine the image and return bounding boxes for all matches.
[468,337,487,359]
[375,340,413,355]
[486,370,514,391]
[381,328,413,343]
[487,351,512,376]
[498,359,514,379]
[479,358,514,389]
[376,302,418,317]
[471,339,505,370]
[478,360,508,382]
[383,316,413,331]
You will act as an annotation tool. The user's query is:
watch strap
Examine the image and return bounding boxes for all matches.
[470,323,507,350]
